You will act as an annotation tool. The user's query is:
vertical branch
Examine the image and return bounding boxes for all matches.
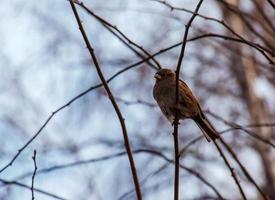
[172,125,180,200]
[173,1,204,200]
[31,150,37,200]
[68,1,142,199]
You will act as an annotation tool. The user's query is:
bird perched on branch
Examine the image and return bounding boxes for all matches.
[153,68,219,142]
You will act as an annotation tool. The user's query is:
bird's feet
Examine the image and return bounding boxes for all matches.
[171,120,180,126]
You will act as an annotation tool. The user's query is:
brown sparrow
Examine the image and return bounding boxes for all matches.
[153,68,219,142]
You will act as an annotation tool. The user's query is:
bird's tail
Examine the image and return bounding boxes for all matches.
[194,114,220,142]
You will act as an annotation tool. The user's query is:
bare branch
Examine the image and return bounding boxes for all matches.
[180,122,275,156]
[219,138,269,200]
[152,0,275,64]
[266,0,275,9]
[15,149,225,200]
[0,179,67,200]
[31,150,37,200]
[213,140,247,200]
[173,1,204,200]
[76,1,162,70]
[115,97,156,107]
[69,1,142,199]
[206,110,275,148]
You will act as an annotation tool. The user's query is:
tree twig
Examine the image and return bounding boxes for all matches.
[31,150,37,200]
[213,140,247,200]
[219,137,269,200]
[69,1,142,199]
[206,110,275,148]
[173,1,204,199]
[266,0,275,9]
[14,149,225,200]
[0,178,67,200]
[76,1,162,70]
[151,0,274,64]
[179,122,275,157]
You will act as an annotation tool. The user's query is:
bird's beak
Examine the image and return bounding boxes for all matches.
[154,74,162,80]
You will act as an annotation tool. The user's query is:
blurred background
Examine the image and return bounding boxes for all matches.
[0,0,274,199]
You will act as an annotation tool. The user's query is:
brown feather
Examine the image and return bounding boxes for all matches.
[153,69,220,142]
[193,115,220,141]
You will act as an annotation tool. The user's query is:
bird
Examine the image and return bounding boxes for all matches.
[153,68,220,142]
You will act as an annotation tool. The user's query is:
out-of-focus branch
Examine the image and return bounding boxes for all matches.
[31,150,37,200]
[206,110,275,148]
[225,2,274,51]
[191,34,274,65]
[266,0,275,9]
[178,122,269,199]
[173,1,204,200]
[69,1,142,199]
[118,163,169,200]
[115,97,156,107]
[179,122,275,156]
[14,151,128,180]
[76,1,162,70]
[152,0,275,64]
[253,1,274,33]
[14,149,225,200]
[136,149,225,200]
[0,112,54,174]
[0,179,67,200]
[219,0,275,35]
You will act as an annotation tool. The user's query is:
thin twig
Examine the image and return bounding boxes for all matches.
[0,113,54,174]
[178,121,270,199]
[69,1,142,199]
[190,33,274,64]
[213,140,247,200]
[266,0,275,9]
[219,137,269,200]
[118,163,169,200]
[152,0,275,63]
[76,1,162,69]
[15,151,128,180]
[136,149,225,200]
[206,110,275,148]
[253,1,274,28]
[15,149,224,200]
[179,122,275,156]
[115,97,156,107]
[31,150,37,200]
[14,121,275,180]
[0,179,67,200]
[173,1,204,200]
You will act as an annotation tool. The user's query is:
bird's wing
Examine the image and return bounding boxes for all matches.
[178,80,199,110]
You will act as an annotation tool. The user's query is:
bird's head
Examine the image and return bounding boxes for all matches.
[154,68,175,81]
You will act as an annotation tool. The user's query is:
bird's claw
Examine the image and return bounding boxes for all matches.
[172,120,180,126]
